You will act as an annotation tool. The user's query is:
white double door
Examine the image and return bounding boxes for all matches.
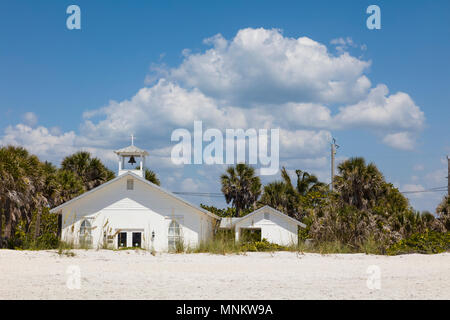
[117,229,144,248]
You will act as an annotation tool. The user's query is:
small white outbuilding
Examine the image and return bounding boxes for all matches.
[219,206,306,246]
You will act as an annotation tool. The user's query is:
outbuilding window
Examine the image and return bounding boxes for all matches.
[264,212,270,220]
[168,220,182,251]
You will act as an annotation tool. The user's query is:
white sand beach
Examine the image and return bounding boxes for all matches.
[0,249,449,300]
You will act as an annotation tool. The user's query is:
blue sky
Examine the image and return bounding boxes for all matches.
[1,1,449,211]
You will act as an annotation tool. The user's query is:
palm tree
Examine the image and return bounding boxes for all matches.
[259,167,326,218]
[294,170,326,196]
[220,163,261,217]
[436,195,449,216]
[279,167,325,195]
[436,195,450,230]
[61,151,115,191]
[54,170,85,204]
[0,146,47,244]
[260,181,291,213]
[373,183,410,219]
[0,147,28,241]
[144,168,160,186]
[334,157,384,211]
[0,146,18,246]
[0,147,114,247]
[135,167,160,186]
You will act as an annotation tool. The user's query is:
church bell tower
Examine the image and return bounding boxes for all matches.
[114,135,149,178]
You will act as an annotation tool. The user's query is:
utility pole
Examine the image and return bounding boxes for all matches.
[446,155,450,216]
[331,138,339,192]
[447,155,450,197]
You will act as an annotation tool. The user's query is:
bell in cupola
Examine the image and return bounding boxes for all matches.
[128,155,137,165]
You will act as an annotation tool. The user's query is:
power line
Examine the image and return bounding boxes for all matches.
[447,155,450,197]
[172,191,223,197]
[400,186,447,194]
[173,186,448,197]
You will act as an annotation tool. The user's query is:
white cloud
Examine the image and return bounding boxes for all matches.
[273,84,424,137]
[425,168,447,186]
[281,103,331,129]
[0,124,120,166]
[22,112,38,127]
[331,37,367,53]
[279,129,331,158]
[0,124,77,163]
[180,178,200,192]
[0,27,429,197]
[333,84,424,131]
[382,132,416,151]
[72,29,425,154]
[170,28,372,106]
[80,80,247,149]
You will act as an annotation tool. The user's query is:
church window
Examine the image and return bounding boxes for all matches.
[168,220,182,251]
[127,179,134,190]
[80,219,92,247]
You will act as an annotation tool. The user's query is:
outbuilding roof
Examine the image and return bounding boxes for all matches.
[219,217,241,228]
[218,205,306,229]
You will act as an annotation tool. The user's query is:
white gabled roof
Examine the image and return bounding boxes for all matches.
[219,205,306,229]
[50,171,220,220]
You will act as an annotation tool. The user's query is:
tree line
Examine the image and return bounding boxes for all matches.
[0,145,448,253]
[214,161,449,253]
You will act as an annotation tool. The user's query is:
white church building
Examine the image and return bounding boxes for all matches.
[50,142,304,251]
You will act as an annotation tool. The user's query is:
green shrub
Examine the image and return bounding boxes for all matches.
[358,235,384,255]
[11,208,59,250]
[387,231,450,255]
[298,227,309,241]
[174,239,185,253]
[235,238,288,252]
[192,232,243,254]
[57,241,76,257]
[192,236,290,254]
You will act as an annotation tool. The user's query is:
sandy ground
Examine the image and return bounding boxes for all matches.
[0,249,449,300]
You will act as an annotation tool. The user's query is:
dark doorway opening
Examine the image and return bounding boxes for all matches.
[57,214,62,237]
[118,232,127,248]
[132,232,142,248]
[240,228,262,242]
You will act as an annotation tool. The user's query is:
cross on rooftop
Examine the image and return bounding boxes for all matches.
[131,134,135,146]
